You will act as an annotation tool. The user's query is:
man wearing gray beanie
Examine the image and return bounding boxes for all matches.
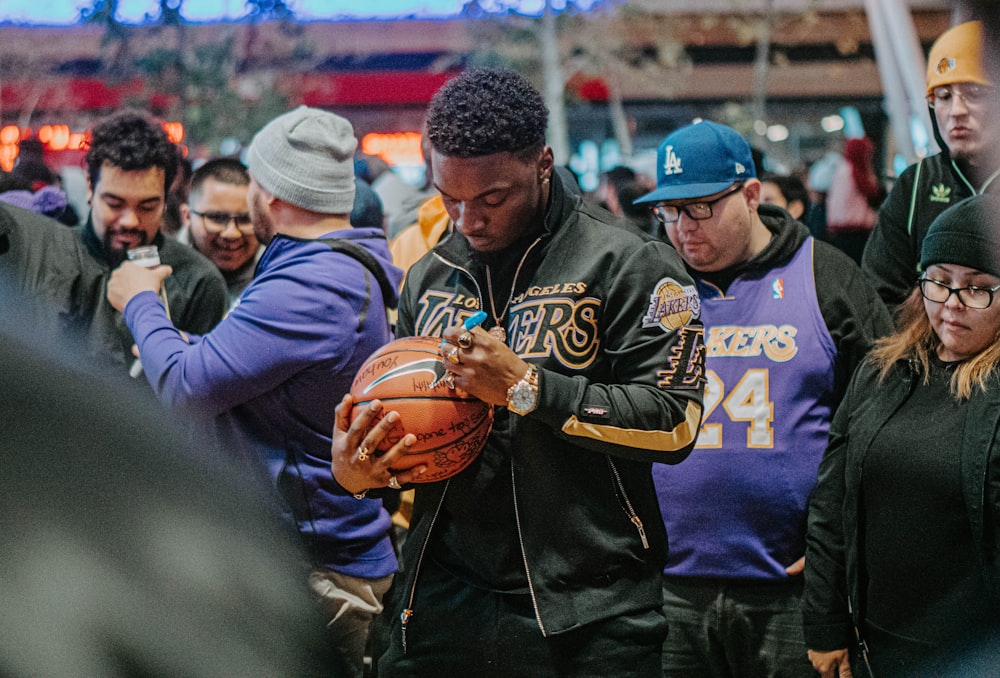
[107,105,404,677]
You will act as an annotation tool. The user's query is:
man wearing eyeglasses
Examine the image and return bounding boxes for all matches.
[179,158,262,308]
[863,20,1000,312]
[635,120,890,677]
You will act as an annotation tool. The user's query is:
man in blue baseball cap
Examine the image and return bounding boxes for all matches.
[636,120,891,677]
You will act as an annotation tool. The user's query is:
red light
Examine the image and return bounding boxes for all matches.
[163,122,184,144]
[361,132,423,166]
[0,125,21,145]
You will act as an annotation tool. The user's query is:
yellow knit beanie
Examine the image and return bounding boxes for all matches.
[926,21,992,94]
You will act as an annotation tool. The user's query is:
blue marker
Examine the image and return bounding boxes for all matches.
[440,311,489,352]
[463,310,488,330]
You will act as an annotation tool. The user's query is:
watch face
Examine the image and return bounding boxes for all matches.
[511,383,536,412]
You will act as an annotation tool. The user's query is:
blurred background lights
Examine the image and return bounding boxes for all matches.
[765,124,789,142]
[840,106,866,138]
[821,115,845,133]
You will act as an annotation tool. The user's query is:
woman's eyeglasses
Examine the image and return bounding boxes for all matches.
[918,277,1000,309]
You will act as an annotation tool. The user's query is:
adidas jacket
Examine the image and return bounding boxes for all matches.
[862,137,1000,312]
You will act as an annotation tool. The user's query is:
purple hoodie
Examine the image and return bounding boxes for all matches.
[124,228,402,576]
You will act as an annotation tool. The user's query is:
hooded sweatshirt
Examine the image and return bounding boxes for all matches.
[123,227,403,577]
[862,107,1000,310]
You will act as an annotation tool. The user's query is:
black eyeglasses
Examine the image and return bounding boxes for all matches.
[190,209,253,234]
[652,183,744,224]
[918,277,1000,309]
[926,84,998,109]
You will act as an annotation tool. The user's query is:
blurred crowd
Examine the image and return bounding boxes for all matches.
[1,12,999,678]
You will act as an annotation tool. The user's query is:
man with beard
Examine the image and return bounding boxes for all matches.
[107,106,403,678]
[177,157,261,309]
[331,68,705,676]
[863,20,1000,312]
[78,109,227,373]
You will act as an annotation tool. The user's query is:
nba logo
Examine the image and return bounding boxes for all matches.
[771,278,784,299]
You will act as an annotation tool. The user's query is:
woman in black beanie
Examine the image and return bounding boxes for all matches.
[803,194,1000,677]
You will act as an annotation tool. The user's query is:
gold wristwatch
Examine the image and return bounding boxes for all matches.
[506,364,539,416]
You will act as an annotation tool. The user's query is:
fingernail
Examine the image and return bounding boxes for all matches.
[385,411,399,423]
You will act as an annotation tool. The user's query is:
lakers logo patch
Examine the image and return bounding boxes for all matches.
[643,277,701,333]
[936,57,955,75]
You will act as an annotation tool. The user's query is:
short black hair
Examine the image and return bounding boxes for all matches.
[604,165,636,193]
[189,157,250,200]
[84,109,180,194]
[11,160,55,187]
[761,172,811,215]
[426,68,548,159]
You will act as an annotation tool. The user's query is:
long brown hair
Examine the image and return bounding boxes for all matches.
[869,287,1000,399]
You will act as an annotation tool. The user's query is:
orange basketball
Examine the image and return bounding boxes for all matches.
[349,336,493,483]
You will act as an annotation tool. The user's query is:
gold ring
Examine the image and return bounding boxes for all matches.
[388,475,402,490]
[356,445,369,462]
[457,332,473,349]
[444,344,461,364]
[443,372,456,390]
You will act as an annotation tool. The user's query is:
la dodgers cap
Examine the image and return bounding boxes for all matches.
[634,120,756,204]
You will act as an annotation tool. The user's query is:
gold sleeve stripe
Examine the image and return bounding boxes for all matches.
[561,400,702,452]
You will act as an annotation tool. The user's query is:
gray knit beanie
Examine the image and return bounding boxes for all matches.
[246,105,357,214]
[920,195,1000,278]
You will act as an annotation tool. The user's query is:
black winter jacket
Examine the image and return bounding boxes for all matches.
[0,204,102,340]
[0,205,227,373]
[803,361,1000,652]
[75,218,228,371]
[394,173,705,636]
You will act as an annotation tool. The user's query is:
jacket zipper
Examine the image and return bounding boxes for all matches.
[401,253,487,650]
[433,252,549,634]
[511,463,547,636]
[399,479,451,654]
[607,458,649,549]
[414,252,541,642]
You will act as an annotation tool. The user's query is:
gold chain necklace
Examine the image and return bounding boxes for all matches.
[484,236,542,343]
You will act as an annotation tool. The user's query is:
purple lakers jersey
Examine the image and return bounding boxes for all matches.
[654,239,836,579]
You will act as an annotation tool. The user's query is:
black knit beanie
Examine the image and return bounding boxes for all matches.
[920,195,1000,278]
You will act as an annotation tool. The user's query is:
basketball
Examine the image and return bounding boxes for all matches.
[349,336,493,483]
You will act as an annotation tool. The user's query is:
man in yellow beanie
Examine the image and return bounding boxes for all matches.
[863,20,1000,312]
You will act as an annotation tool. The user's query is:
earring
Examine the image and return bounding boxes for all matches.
[541,175,550,185]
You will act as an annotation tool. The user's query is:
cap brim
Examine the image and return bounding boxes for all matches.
[633,181,736,205]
